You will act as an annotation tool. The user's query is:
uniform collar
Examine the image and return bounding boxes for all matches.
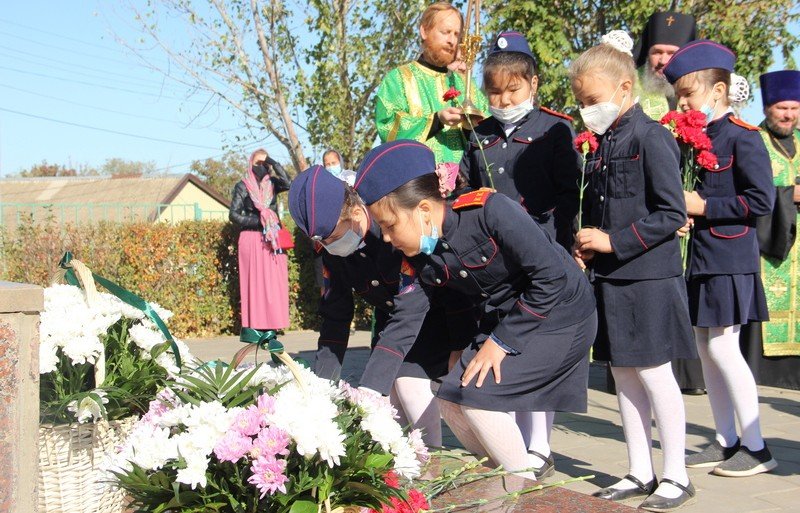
[442,201,458,242]
[706,111,733,137]
[609,103,641,133]
[483,106,540,138]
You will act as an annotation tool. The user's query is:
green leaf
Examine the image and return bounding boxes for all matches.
[364,453,393,469]
[289,499,319,513]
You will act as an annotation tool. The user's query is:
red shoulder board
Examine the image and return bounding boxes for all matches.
[540,106,574,122]
[453,188,495,210]
[729,117,760,131]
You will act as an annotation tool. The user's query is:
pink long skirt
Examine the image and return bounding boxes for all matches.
[238,230,290,330]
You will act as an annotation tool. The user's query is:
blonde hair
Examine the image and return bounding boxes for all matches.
[569,44,636,85]
[674,69,731,106]
[420,1,463,32]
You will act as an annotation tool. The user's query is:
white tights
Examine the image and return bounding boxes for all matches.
[693,325,764,451]
[514,411,555,465]
[390,377,442,447]
[439,399,539,479]
[611,362,689,499]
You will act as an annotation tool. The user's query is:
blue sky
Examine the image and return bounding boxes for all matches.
[0,2,797,177]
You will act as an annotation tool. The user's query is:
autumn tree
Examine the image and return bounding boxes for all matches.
[19,161,79,177]
[101,158,156,178]
[128,1,424,172]
[484,0,799,115]
[190,152,247,202]
[299,1,425,168]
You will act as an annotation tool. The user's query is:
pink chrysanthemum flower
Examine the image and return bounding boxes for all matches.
[232,407,262,436]
[213,431,253,463]
[251,426,291,460]
[248,457,289,498]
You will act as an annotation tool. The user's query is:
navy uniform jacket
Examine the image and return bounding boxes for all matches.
[461,106,581,250]
[359,191,596,395]
[689,114,775,276]
[316,220,476,380]
[582,105,687,280]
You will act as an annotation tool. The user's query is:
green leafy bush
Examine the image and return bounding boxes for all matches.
[0,216,372,337]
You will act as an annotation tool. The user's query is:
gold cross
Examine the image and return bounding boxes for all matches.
[666,15,675,26]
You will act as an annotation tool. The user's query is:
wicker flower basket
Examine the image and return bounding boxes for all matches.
[38,417,138,513]
[39,258,138,513]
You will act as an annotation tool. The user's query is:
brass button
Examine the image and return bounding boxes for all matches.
[371,280,379,287]
[481,293,489,298]
[435,278,442,284]
[502,142,508,149]
[459,270,468,278]
[480,256,487,262]
[442,242,450,250]
[498,167,505,174]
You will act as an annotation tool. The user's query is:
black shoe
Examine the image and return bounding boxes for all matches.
[639,478,696,512]
[680,388,706,396]
[592,474,657,502]
[528,450,555,480]
[685,438,740,468]
[712,444,778,477]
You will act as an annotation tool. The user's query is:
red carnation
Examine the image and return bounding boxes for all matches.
[678,126,713,151]
[696,150,718,170]
[574,130,599,154]
[660,110,682,128]
[383,470,400,489]
[679,110,708,129]
[442,87,461,102]
[407,489,430,512]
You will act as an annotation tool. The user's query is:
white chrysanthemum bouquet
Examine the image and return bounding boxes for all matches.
[39,282,193,425]
[108,346,431,513]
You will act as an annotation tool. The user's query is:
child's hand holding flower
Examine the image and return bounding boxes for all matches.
[575,227,613,254]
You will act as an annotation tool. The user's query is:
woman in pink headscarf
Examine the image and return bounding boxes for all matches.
[229,149,292,332]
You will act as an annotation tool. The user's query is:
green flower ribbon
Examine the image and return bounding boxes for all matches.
[239,328,285,364]
[59,251,182,368]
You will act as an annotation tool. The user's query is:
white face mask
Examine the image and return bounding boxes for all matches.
[579,83,626,135]
[321,219,362,257]
[489,95,534,124]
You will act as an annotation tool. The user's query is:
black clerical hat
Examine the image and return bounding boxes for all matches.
[633,11,697,67]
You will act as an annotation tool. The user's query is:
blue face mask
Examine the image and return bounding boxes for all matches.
[700,94,718,124]
[326,164,343,178]
[418,209,439,256]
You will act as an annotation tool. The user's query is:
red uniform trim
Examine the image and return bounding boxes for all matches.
[453,188,494,210]
[516,300,547,319]
[632,223,648,249]
[729,117,760,131]
[540,106,574,122]
[737,195,750,217]
[374,345,403,358]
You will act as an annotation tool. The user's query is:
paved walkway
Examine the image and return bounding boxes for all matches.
[187,331,800,512]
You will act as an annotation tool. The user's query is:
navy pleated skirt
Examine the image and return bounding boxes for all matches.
[687,273,769,328]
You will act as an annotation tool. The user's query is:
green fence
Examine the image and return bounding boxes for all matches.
[0,202,229,230]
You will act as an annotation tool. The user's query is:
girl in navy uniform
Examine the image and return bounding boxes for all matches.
[353,140,597,480]
[460,30,581,473]
[288,165,475,447]
[664,41,778,477]
[570,35,696,511]
[462,31,580,251]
